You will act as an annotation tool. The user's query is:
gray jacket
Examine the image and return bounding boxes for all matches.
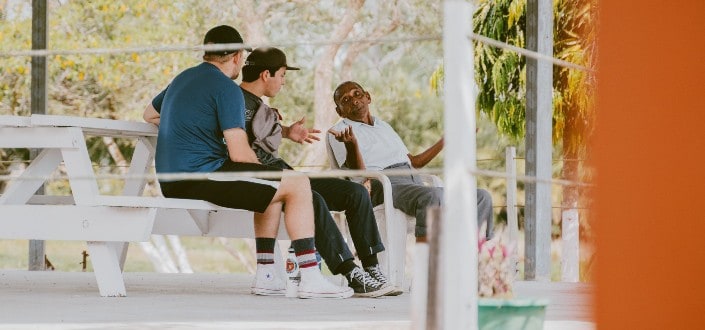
[250,101,282,158]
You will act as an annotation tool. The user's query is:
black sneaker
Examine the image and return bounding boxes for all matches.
[364,264,404,296]
[345,267,394,298]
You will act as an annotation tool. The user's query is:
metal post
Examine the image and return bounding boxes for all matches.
[505,147,519,278]
[442,1,477,328]
[524,0,553,281]
[28,0,48,271]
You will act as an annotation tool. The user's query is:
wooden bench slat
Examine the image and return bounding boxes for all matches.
[0,115,31,127]
[0,205,154,241]
[30,114,158,137]
[91,195,225,211]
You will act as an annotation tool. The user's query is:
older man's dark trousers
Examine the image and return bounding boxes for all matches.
[260,157,384,274]
[310,178,385,274]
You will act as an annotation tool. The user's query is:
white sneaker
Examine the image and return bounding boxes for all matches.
[298,267,354,299]
[251,264,286,296]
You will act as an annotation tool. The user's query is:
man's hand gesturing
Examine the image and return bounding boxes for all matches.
[328,125,357,145]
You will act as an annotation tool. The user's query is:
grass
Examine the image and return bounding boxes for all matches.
[1,236,592,281]
[0,237,257,273]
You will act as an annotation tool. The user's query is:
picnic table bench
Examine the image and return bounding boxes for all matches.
[0,114,290,296]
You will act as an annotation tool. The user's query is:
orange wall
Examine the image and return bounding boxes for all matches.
[595,1,705,329]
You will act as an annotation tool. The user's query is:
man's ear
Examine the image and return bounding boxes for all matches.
[259,70,269,82]
[365,91,371,103]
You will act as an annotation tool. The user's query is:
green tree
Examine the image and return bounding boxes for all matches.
[1,0,231,177]
[231,0,446,167]
[473,0,596,237]
[2,0,448,168]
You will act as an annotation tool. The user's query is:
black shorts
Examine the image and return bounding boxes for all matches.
[159,161,284,213]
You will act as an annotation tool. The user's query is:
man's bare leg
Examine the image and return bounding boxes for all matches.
[251,173,352,298]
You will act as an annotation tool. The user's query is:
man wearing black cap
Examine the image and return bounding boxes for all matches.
[143,26,353,299]
[239,47,398,297]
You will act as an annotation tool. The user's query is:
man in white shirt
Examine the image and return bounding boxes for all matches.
[328,81,493,240]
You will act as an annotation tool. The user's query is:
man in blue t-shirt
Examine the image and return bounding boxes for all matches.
[143,25,352,299]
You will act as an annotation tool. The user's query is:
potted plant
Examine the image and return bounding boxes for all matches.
[477,226,549,330]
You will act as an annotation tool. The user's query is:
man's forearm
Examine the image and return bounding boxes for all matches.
[224,128,261,164]
[409,137,444,168]
[343,142,366,169]
[230,152,260,164]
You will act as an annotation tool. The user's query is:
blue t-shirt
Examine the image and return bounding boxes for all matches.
[152,62,245,175]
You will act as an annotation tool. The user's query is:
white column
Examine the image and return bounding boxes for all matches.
[442,1,477,329]
[561,209,580,281]
[506,147,520,277]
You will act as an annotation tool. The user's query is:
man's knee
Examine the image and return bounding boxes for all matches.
[283,172,310,187]
[280,173,311,195]
[423,188,443,208]
[348,181,372,204]
[369,179,384,206]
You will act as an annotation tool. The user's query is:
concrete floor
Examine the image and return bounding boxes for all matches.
[0,270,594,329]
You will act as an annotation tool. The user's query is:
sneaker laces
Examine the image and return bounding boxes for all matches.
[350,267,380,288]
[365,265,388,285]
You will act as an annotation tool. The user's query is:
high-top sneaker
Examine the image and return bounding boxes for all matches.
[345,267,394,298]
[251,264,286,296]
[298,267,354,299]
[365,264,403,296]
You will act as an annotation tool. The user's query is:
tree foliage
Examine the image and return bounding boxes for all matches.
[471,0,597,239]
[1,0,452,172]
[473,0,596,157]
[474,0,527,139]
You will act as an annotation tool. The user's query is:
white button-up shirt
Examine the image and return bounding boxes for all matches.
[328,116,410,170]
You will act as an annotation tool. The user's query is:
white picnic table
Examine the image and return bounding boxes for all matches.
[0,114,289,296]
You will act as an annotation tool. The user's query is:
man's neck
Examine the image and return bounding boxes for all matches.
[347,113,373,126]
[240,81,265,98]
[205,61,231,77]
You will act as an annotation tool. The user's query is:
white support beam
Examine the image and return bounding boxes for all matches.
[60,127,101,205]
[88,241,127,297]
[116,135,156,269]
[122,136,156,196]
[0,148,61,205]
[561,208,580,282]
[506,147,520,277]
[442,1,477,329]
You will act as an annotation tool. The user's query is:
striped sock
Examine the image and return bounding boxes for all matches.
[291,237,318,269]
[255,237,276,265]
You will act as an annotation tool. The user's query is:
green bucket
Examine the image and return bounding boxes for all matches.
[478,298,549,330]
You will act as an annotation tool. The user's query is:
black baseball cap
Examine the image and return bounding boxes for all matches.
[203,25,251,55]
[244,47,300,70]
